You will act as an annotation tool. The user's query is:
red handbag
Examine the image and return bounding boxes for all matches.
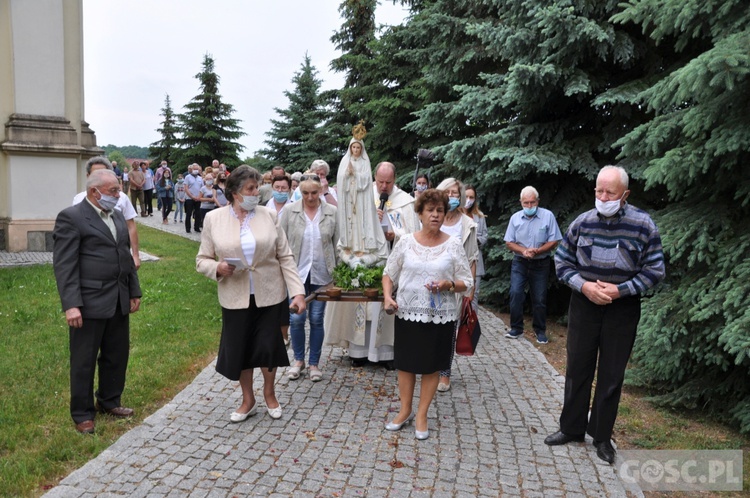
[455,297,481,356]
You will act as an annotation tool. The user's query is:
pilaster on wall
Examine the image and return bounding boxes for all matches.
[0,0,102,252]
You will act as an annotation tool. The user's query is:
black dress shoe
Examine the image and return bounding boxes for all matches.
[381,360,396,371]
[594,439,616,464]
[350,357,368,367]
[544,431,585,446]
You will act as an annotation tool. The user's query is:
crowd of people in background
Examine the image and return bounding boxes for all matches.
[55,144,664,466]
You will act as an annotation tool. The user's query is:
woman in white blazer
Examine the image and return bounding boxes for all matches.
[197,166,306,423]
[279,174,339,382]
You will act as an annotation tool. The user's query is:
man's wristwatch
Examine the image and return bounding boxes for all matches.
[449,280,455,292]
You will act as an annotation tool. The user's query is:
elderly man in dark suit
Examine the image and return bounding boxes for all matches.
[53,168,142,434]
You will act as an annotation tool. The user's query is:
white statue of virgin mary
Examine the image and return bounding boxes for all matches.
[335,123,388,268]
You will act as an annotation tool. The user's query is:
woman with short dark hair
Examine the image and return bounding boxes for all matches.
[197,165,306,422]
[382,189,473,440]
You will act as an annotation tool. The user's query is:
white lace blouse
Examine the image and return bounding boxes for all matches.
[384,234,473,324]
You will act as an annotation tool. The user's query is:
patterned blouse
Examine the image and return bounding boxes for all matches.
[384,234,473,324]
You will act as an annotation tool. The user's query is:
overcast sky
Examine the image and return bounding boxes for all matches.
[83,0,408,159]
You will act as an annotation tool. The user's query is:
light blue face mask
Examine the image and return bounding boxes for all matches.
[448,197,461,211]
[523,206,537,217]
[273,191,289,203]
[239,194,259,211]
[96,188,118,211]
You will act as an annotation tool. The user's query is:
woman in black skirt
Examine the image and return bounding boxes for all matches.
[382,189,473,440]
[197,165,306,423]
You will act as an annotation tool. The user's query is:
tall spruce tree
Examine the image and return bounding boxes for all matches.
[351,22,427,172]
[330,0,378,108]
[320,0,379,172]
[405,0,664,309]
[149,94,179,166]
[611,0,750,432]
[261,54,333,171]
[175,54,245,167]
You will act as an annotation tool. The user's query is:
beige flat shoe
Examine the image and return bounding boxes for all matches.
[287,361,304,380]
[309,366,323,382]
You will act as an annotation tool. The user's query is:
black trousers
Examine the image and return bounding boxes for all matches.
[143,189,154,215]
[184,199,200,232]
[69,308,130,423]
[560,291,641,441]
[160,196,172,221]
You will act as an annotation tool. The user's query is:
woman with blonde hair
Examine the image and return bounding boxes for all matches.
[280,175,339,382]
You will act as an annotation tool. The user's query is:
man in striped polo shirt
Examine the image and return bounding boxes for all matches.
[544,165,665,465]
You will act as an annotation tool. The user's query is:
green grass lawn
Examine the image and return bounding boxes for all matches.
[0,226,222,497]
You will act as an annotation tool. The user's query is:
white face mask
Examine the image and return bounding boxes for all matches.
[595,197,623,217]
[238,193,259,211]
[465,199,475,209]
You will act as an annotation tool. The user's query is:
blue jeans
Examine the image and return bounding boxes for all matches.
[509,256,551,334]
[174,199,184,221]
[290,280,326,366]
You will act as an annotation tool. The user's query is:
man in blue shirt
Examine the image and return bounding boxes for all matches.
[184,163,204,233]
[545,165,665,465]
[504,186,562,344]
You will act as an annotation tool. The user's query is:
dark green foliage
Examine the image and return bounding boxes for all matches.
[100,144,150,159]
[174,54,245,168]
[353,23,428,170]
[330,0,378,92]
[611,0,750,431]
[148,94,179,167]
[403,0,662,308]
[323,0,380,178]
[241,154,276,172]
[324,0,433,178]
[260,55,336,172]
[106,151,129,170]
